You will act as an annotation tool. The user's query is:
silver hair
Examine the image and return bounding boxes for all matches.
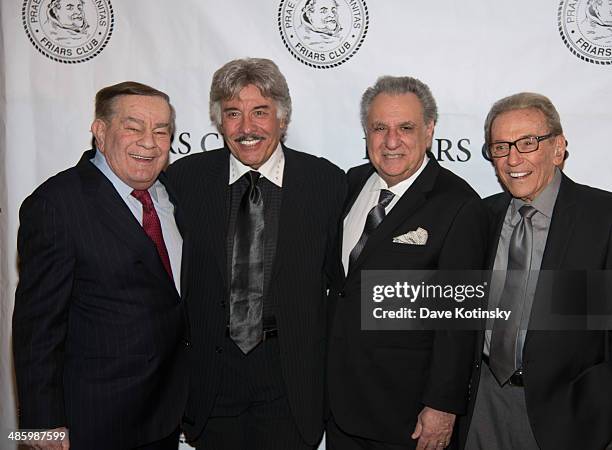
[360,75,438,132]
[484,92,563,144]
[209,58,292,137]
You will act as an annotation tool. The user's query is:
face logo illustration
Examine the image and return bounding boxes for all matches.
[22,0,113,63]
[279,0,368,69]
[559,0,612,64]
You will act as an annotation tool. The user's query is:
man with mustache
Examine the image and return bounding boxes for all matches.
[167,57,346,450]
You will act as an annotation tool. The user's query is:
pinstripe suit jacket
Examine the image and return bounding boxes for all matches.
[166,145,346,445]
[13,149,189,450]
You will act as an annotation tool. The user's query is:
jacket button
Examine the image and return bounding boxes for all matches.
[183,339,191,348]
[215,346,223,354]
[338,291,346,298]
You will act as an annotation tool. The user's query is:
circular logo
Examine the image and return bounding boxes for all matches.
[22,0,114,64]
[278,0,369,69]
[558,0,612,65]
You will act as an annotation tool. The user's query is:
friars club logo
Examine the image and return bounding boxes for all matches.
[23,0,114,64]
[558,0,612,64]
[279,0,368,69]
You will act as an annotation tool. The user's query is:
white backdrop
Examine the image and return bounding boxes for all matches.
[1,1,611,448]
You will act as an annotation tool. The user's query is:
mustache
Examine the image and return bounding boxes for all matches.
[234,134,265,142]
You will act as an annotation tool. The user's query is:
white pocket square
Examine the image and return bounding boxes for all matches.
[393,227,428,245]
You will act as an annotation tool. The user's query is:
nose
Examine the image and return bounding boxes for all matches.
[138,129,156,149]
[239,115,255,134]
[506,144,523,166]
[384,127,401,150]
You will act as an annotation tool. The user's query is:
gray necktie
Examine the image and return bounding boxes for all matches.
[229,171,264,354]
[489,204,537,385]
[349,189,395,270]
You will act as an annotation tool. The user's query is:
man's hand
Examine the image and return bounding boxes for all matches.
[24,427,69,450]
[411,407,455,450]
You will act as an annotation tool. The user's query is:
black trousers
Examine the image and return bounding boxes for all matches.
[134,428,180,450]
[326,417,414,450]
[195,337,313,450]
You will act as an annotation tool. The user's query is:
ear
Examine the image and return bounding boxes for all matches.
[91,119,107,152]
[425,120,435,147]
[552,134,566,165]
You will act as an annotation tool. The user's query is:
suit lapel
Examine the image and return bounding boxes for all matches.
[539,174,577,270]
[201,151,231,290]
[268,147,305,284]
[347,156,439,277]
[77,150,177,292]
[487,193,511,269]
[338,164,374,278]
[526,175,577,348]
[159,171,186,298]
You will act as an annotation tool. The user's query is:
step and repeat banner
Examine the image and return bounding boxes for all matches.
[1,0,611,448]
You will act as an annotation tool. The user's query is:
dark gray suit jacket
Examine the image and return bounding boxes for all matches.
[13,149,189,450]
[462,173,612,450]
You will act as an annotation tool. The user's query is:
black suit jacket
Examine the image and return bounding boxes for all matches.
[327,156,488,446]
[166,145,346,445]
[13,150,189,450]
[462,173,612,450]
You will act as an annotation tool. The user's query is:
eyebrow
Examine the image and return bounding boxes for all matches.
[223,105,271,113]
[491,133,538,142]
[370,121,416,127]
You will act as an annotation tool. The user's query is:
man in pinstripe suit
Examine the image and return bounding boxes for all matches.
[167,58,346,450]
[13,81,189,450]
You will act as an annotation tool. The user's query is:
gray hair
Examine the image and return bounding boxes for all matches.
[360,76,438,132]
[484,92,563,144]
[209,58,292,135]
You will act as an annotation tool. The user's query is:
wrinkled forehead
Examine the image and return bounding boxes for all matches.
[492,108,547,130]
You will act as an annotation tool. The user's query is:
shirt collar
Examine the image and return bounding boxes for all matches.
[90,149,160,201]
[228,143,284,187]
[510,167,562,220]
[371,154,430,197]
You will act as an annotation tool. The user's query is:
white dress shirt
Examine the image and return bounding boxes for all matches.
[342,155,430,275]
[228,143,285,187]
[91,150,182,294]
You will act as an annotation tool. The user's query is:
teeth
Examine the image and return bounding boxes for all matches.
[131,154,153,161]
[509,172,529,178]
[238,139,261,146]
[383,154,403,159]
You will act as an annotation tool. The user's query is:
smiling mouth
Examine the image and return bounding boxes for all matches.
[509,171,531,179]
[382,153,404,159]
[235,135,264,146]
[130,153,154,161]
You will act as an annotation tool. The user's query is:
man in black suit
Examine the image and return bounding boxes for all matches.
[13,82,188,450]
[166,58,346,450]
[463,92,612,450]
[327,76,487,450]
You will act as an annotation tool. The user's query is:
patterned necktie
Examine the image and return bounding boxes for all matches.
[229,171,265,354]
[131,189,173,280]
[349,189,395,270]
[489,204,537,385]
